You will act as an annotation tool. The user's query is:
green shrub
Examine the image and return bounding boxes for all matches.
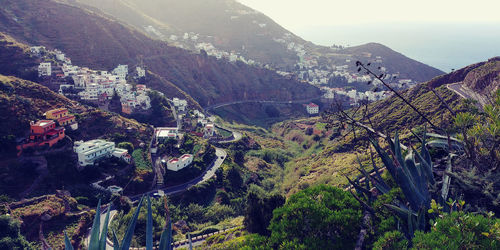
[0,215,33,249]
[373,231,408,250]
[117,142,134,154]
[268,185,361,249]
[412,211,500,249]
[205,203,235,224]
[132,149,151,170]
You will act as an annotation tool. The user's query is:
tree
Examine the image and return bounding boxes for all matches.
[117,142,134,154]
[233,150,245,165]
[244,186,285,236]
[268,185,362,249]
[0,215,32,249]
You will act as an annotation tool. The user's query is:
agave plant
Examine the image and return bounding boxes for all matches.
[348,131,447,239]
[67,195,173,250]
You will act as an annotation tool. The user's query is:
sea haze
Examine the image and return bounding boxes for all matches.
[296,22,500,72]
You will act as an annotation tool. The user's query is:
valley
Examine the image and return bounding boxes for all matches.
[0,0,498,249]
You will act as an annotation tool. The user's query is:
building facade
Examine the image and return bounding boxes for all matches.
[38,62,52,77]
[166,154,193,171]
[45,108,77,127]
[73,139,115,167]
[306,103,319,115]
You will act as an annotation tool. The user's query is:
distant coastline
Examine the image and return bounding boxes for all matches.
[296,22,500,72]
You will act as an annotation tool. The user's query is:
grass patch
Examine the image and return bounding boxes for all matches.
[132,149,151,170]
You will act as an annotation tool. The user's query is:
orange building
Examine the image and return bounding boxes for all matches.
[28,120,65,146]
[17,120,66,155]
[45,108,76,126]
[121,102,133,115]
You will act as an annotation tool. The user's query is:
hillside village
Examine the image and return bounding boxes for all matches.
[32,46,151,115]
[148,27,412,105]
[0,1,498,249]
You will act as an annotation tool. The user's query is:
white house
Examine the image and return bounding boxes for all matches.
[30,46,46,55]
[173,98,187,112]
[78,83,99,101]
[38,62,52,77]
[155,127,181,144]
[115,83,132,96]
[204,123,215,138]
[193,110,205,119]
[136,67,146,78]
[112,147,131,164]
[166,154,193,171]
[74,139,115,167]
[112,64,128,79]
[72,74,89,89]
[54,50,65,61]
[306,103,319,115]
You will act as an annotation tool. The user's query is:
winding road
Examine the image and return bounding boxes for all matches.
[447,82,487,108]
[84,147,227,249]
[204,95,324,112]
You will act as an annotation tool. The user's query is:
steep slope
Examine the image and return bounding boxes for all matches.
[0,33,38,81]
[74,0,302,67]
[75,0,444,83]
[0,0,321,107]
[461,57,500,95]
[0,74,74,139]
[276,57,500,194]
[339,43,444,82]
[0,74,151,155]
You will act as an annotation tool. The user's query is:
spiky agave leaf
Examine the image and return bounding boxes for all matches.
[370,138,397,177]
[121,196,145,250]
[188,233,193,250]
[99,205,112,250]
[369,149,391,192]
[112,229,120,250]
[88,199,102,250]
[405,150,430,204]
[158,220,172,250]
[64,231,74,250]
[414,135,435,185]
[426,133,462,143]
[146,195,153,250]
[385,204,416,220]
[407,208,414,238]
[346,175,371,198]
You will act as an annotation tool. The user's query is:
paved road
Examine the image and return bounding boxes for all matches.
[204,95,323,111]
[215,126,243,144]
[447,82,487,108]
[85,147,227,249]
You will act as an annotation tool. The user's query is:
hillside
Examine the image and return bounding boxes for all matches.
[0,0,321,107]
[270,58,500,194]
[0,74,152,154]
[75,0,444,83]
[339,43,444,82]
[0,74,74,140]
[73,0,303,67]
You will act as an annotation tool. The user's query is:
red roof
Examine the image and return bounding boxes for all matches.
[307,103,319,107]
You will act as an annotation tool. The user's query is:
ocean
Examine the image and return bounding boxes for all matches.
[296,22,500,72]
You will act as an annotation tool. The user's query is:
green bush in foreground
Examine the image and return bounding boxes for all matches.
[412,211,500,249]
[268,185,361,249]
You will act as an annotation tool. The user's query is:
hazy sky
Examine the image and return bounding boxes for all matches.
[238,0,500,71]
[238,0,500,29]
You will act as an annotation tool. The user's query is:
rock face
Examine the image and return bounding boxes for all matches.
[462,57,500,95]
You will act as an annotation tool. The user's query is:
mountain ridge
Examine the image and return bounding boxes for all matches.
[0,0,321,107]
[74,0,444,84]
